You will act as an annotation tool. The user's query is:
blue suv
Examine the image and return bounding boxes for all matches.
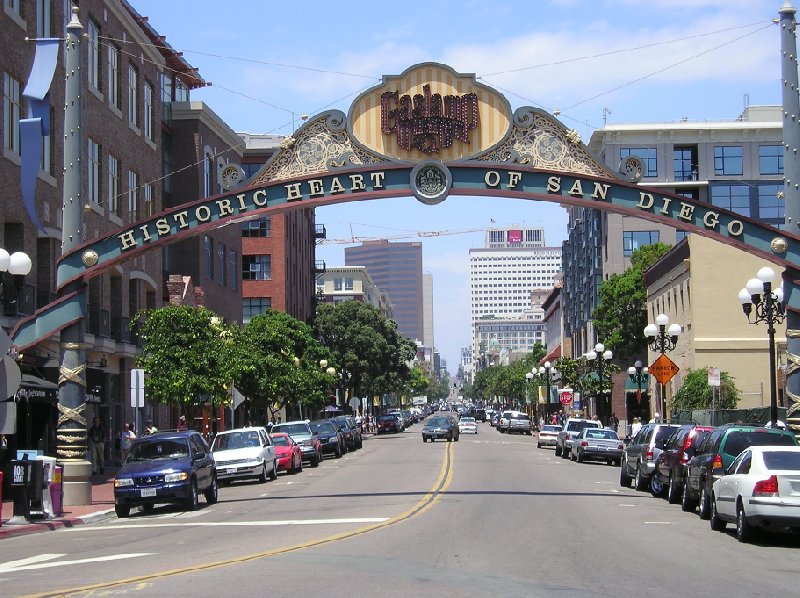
[114,430,218,518]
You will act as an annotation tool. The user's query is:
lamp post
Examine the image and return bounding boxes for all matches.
[585,343,612,423]
[538,361,556,428]
[525,371,534,414]
[0,249,32,316]
[738,266,785,426]
[627,360,649,427]
[644,314,681,421]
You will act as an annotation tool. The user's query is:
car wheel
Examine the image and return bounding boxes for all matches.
[258,463,269,484]
[577,451,585,463]
[681,476,696,512]
[710,494,727,531]
[422,437,427,443]
[619,458,632,488]
[142,504,155,513]
[269,460,278,481]
[205,475,218,505]
[447,435,453,442]
[311,453,320,467]
[335,445,342,458]
[570,450,577,462]
[115,504,130,518]
[186,479,199,511]
[537,442,542,449]
[554,444,562,457]
[698,484,711,520]
[736,500,754,543]
[561,447,570,460]
[634,465,647,491]
[454,435,459,442]
[650,473,665,498]
[667,474,680,504]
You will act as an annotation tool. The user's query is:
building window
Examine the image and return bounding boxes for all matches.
[87,139,101,206]
[203,153,213,197]
[623,230,660,257]
[621,148,657,177]
[228,249,238,291]
[714,146,743,176]
[345,278,354,291]
[243,298,271,323]
[41,107,52,174]
[175,79,189,102]
[216,243,226,285]
[5,0,21,17]
[108,45,120,109]
[204,236,213,279]
[108,155,120,216]
[241,217,271,237]
[159,72,172,122]
[711,184,750,217]
[3,74,22,156]
[36,0,51,37]
[676,230,690,243]
[143,183,153,217]
[128,64,138,126]
[127,170,138,220]
[758,184,785,220]
[242,255,271,280]
[673,146,698,181]
[87,20,100,90]
[759,145,783,175]
[143,81,153,140]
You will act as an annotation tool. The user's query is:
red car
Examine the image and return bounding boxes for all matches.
[270,433,303,474]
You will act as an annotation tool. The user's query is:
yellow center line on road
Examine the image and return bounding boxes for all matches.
[23,442,454,598]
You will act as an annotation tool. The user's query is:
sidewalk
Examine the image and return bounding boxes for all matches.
[0,470,117,540]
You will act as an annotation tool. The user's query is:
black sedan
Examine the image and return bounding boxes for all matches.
[376,414,402,434]
[422,416,460,443]
[309,420,345,458]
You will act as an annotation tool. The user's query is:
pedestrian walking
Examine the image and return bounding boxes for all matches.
[143,419,158,436]
[88,417,107,474]
[120,422,136,463]
[177,415,188,431]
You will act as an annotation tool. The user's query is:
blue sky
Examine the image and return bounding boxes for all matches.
[133,0,783,373]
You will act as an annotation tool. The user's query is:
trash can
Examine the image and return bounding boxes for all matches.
[50,465,63,516]
[36,456,57,518]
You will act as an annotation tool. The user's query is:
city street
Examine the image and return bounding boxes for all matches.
[1,423,798,597]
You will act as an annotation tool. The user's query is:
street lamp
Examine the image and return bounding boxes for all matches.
[738,266,785,426]
[0,249,33,316]
[538,361,557,427]
[585,343,612,423]
[627,360,649,420]
[644,313,681,421]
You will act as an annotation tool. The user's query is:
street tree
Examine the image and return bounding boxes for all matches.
[672,368,741,412]
[134,306,235,419]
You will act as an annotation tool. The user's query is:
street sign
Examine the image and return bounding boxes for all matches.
[130,368,145,408]
[558,388,573,405]
[707,367,721,387]
[650,354,679,385]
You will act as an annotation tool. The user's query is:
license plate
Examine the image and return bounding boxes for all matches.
[140,488,156,498]
[226,468,236,474]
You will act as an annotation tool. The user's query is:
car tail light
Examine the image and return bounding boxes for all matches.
[711,453,724,472]
[646,449,654,461]
[618,443,624,450]
[580,441,589,447]
[753,475,779,497]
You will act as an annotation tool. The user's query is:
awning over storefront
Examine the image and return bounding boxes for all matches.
[623,374,650,390]
[15,374,59,403]
[540,345,561,365]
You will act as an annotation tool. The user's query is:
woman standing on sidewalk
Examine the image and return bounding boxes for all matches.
[120,423,136,464]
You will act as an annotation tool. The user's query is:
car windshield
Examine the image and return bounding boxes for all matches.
[273,424,310,435]
[378,416,397,423]
[567,421,598,432]
[762,451,800,470]
[586,430,618,440]
[212,431,260,451]
[310,422,337,434]
[460,418,475,423]
[511,414,530,421]
[543,426,562,433]
[271,435,289,447]
[428,418,451,427]
[128,439,189,462]
[725,430,798,456]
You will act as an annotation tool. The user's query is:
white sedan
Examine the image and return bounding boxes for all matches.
[458,417,478,434]
[710,445,800,542]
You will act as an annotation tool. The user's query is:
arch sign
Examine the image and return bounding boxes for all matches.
[11,63,800,349]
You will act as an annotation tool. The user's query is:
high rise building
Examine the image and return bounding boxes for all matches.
[422,272,434,349]
[345,240,424,342]
[314,266,392,316]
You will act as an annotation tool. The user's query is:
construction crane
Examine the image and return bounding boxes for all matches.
[317,227,487,244]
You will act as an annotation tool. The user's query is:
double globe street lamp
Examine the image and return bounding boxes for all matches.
[585,343,612,423]
[627,360,649,418]
[644,314,681,421]
[738,266,785,427]
[0,248,33,317]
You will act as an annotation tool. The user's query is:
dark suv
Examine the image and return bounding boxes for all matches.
[619,423,680,493]
[653,424,713,503]
[682,424,799,518]
[113,430,217,518]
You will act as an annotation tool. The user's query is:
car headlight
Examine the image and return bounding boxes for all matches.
[302,439,312,447]
[114,478,134,488]
[164,472,189,483]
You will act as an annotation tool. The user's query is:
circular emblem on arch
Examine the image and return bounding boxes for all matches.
[411,161,451,205]
[81,250,99,267]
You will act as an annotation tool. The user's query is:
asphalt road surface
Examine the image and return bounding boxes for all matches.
[1,422,798,597]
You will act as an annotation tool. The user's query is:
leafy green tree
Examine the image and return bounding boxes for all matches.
[593,242,672,361]
[232,311,334,420]
[671,368,741,412]
[134,306,234,419]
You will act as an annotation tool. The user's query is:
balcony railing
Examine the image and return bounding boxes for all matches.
[87,308,110,338]
[314,224,327,239]
[313,260,326,274]
[111,316,131,344]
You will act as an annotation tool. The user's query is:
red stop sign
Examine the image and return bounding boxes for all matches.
[559,390,573,405]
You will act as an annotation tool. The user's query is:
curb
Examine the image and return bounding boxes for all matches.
[0,508,116,540]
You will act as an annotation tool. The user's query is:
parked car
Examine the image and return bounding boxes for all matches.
[537,424,562,449]
[422,416,460,442]
[376,414,403,434]
[570,428,624,465]
[475,408,487,423]
[683,424,799,518]
[497,410,515,433]
[270,432,303,474]
[270,420,322,467]
[653,424,713,503]
[619,423,680,494]
[555,418,603,458]
[507,412,533,435]
[710,445,800,542]
[113,430,217,518]
[332,415,363,450]
[210,427,277,485]
[309,420,345,458]
[458,416,478,434]
[489,411,501,427]
[387,410,408,430]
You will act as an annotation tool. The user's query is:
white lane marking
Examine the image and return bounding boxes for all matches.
[79,517,391,531]
[0,553,154,573]
[619,504,637,507]
[644,521,672,525]
[595,481,614,484]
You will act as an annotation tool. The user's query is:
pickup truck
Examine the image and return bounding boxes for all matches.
[555,418,603,459]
